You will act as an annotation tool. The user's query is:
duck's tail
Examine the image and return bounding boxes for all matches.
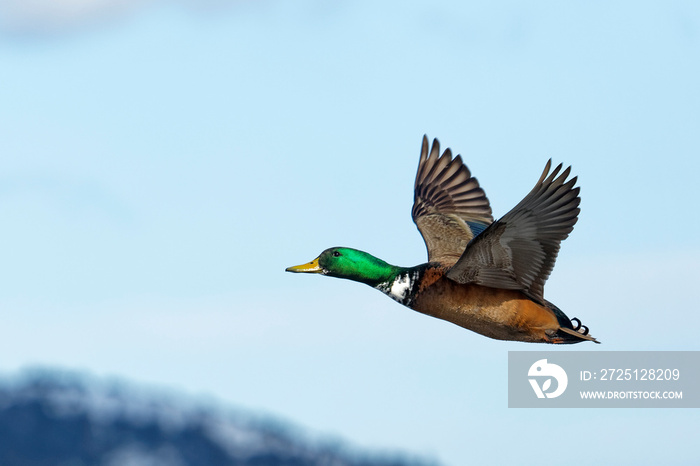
[546,300,600,344]
[556,323,599,344]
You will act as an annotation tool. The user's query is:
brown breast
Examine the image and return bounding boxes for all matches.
[410,276,560,343]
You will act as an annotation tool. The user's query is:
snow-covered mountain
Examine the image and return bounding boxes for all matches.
[0,370,439,466]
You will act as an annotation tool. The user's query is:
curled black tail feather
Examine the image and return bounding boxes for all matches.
[547,301,599,344]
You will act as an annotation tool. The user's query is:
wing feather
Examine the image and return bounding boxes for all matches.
[446,159,580,304]
[411,136,494,266]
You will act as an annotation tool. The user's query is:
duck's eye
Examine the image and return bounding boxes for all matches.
[333,251,341,257]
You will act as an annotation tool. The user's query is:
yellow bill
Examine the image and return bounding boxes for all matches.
[285,257,323,273]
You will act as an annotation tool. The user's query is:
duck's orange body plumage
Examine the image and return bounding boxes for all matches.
[412,270,571,343]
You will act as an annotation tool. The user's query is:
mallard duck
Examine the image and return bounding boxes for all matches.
[286,136,597,344]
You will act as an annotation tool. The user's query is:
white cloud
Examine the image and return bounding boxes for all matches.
[0,0,146,34]
[0,0,241,36]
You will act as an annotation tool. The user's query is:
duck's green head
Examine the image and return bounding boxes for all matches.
[285,247,400,286]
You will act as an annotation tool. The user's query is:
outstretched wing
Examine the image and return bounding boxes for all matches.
[412,136,493,266]
[446,160,580,304]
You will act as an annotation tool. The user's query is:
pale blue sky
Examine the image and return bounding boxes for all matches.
[1,1,699,464]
